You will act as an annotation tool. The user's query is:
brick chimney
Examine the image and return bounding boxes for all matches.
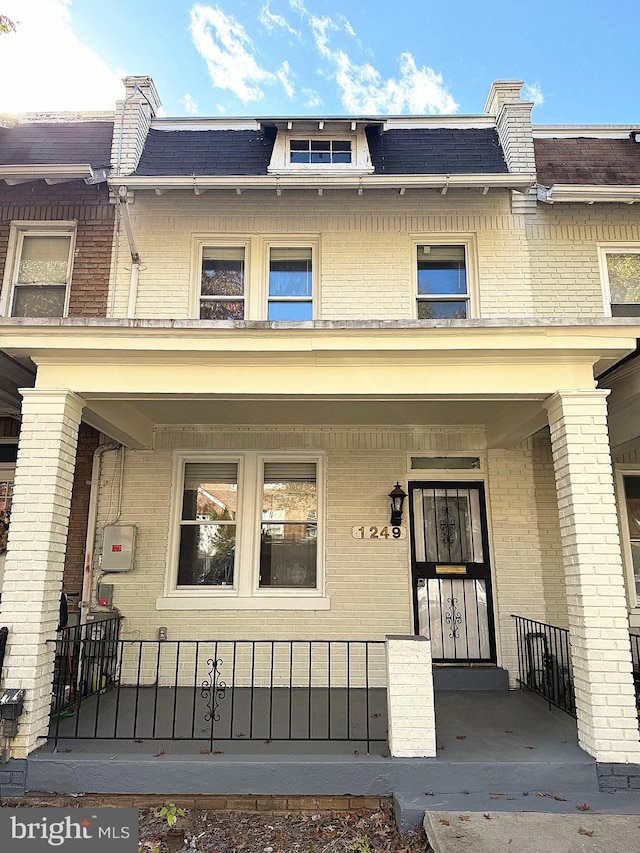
[484,80,535,175]
[111,76,161,177]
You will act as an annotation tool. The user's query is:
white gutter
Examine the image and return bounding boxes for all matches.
[538,184,640,204]
[127,262,140,319]
[109,172,535,193]
[0,164,96,185]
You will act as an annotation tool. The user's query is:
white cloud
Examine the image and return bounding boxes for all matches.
[190,4,275,105]
[259,2,298,36]
[524,82,544,108]
[310,17,457,114]
[0,0,122,113]
[277,61,295,99]
[302,88,322,109]
[182,93,199,115]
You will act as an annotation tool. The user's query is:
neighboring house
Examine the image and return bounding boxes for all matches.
[0,77,639,794]
[0,114,114,613]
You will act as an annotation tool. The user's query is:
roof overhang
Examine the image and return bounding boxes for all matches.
[537,183,640,204]
[0,163,106,185]
[111,173,535,194]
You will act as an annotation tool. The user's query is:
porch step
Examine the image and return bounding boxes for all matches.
[433,666,509,691]
[395,789,640,832]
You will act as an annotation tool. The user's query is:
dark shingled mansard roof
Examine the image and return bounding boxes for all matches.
[0,121,113,168]
[135,129,275,176]
[133,125,509,177]
[534,137,640,186]
[366,127,508,175]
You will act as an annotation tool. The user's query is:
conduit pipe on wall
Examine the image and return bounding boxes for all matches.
[127,261,140,319]
[80,441,121,623]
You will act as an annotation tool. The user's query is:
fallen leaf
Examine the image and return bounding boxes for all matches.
[439,819,450,826]
[459,815,471,821]
[437,744,446,751]
[525,746,536,750]
[424,791,436,796]
[576,803,591,812]
[236,732,245,738]
[370,712,381,718]
[135,738,143,743]
[578,828,594,837]
[153,749,165,757]
[200,749,209,754]
[462,790,470,795]
[456,735,467,740]
[483,814,492,820]
[490,793,505,799]
[504,729,514,733]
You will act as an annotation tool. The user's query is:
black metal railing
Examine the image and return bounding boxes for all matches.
[0,626,8,681]
[512,616,576,716]
[631,632,640,710]
[51,615,123,714]
[47,638,387,752]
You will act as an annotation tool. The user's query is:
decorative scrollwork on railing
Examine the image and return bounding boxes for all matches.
[444,597,463,639]
[201,657,227,723]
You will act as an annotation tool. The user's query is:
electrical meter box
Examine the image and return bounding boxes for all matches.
[102,524,137,572]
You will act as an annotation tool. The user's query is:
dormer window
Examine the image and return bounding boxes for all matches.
[290,140,352,165]
[266,121,375,176]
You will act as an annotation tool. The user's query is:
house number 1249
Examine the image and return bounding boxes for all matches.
[352,525,406,540]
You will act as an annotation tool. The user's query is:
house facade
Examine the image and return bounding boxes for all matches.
[0,78,639,787]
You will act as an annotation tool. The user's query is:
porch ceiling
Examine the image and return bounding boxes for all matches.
[78,394,548,450]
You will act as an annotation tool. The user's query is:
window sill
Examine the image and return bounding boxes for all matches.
[156,594,331,611]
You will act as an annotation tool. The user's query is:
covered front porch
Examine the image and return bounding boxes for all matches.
[1,319,640,785]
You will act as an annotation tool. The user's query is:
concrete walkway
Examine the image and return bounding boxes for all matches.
[424,811,640,853]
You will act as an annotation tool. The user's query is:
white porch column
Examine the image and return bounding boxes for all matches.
[0,389,84,758]
[544,390,640,762]
[385,635,436,758]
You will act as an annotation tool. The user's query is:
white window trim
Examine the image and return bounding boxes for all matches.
[614,464,640,612]
[597,243,640,318]
[158,450,329,611]
[411,234,478,320]
[0,220,76,318]
[191,235,320,321]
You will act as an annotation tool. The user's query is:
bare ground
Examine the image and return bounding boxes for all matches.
[2,798,432,853]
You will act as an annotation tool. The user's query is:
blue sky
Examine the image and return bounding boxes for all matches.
[1,0,638,122]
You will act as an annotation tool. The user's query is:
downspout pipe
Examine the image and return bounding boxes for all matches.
[80,441,120,623]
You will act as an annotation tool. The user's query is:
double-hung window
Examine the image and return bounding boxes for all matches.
[194,237,317,321]
[599,246,640,317]
[268,247,314,320]
[167,452,325,609]
[200,246,246,319]
[2,222,75,317]
[416,244,469,319]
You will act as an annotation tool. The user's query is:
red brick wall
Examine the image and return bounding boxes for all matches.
[0,181,114,317]
[63,423,101,612]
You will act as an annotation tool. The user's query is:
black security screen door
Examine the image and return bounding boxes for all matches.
[409,481,496,663]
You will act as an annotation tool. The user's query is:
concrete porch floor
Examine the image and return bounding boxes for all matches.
[27,688,605,801]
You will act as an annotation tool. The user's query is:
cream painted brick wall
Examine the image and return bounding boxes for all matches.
[109,189,543,321]
[92,425,489,646]
[86,422,576,692]
[527,206,640,316]
[488,430,567,682]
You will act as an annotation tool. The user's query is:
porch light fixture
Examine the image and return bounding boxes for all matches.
[388,482,407,526]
